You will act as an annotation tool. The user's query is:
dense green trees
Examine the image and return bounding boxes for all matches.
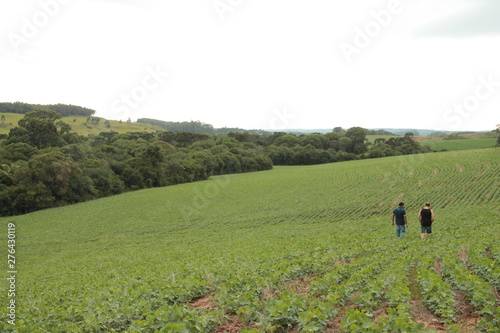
[258,129,430,165]
[137,119,216,134]
[0,113,274,216]
[0,102,95,117]
[18,109,62,148]
[0,112,433,216]
[368,133,432,158]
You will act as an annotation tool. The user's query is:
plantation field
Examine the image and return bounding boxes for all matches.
[0,113,164,135]
[414,132,498,152]
[1,149,499,332]
[419,138,497,152]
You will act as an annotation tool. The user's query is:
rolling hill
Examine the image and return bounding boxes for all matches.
[0,113,165,136]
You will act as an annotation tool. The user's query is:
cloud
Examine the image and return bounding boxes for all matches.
[413,0,500,38]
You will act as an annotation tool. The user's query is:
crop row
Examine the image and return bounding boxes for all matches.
[442,249,500,331]
[5,240,499,332]
[2,149,498,332]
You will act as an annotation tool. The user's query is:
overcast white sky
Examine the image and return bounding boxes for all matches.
[1,0,499,131]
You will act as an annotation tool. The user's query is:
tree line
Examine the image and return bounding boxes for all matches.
[0,102,96,117]
[0,109,433,216]
[137,118,272,136]
[228,128,432,165]
[0,109,272,216]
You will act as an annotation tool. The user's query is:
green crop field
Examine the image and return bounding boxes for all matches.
[0,149,499,332]
[420,138,497,152]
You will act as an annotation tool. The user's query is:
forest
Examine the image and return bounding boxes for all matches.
[0,109,432,216]
[0,102,96,117]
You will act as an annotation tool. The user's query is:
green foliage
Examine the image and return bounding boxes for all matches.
[297,300,337,332]
[340,309,383,332]
[426,138,497,151]
[261,291,307,331]
[417,265,458,324]
[138,118,216,134]
[0,148,498,331]
[18,109,63,149]
[467,247,500,290]
[0,129,273,216]
[0,102,95,117]
[440,251,498,327]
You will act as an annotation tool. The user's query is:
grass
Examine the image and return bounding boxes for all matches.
[421,138,497,151]
[415,132,498,151]
[0,113,23,134]
[0,148,499,331]
[0,113,164,135]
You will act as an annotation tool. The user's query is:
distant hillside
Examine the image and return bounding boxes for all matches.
[413,132,497,151]
[0,113,165,136]
[137,118,216,134]
[0,102,96,117]
[137,118,272,136]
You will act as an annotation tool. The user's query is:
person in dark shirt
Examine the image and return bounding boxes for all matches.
[418,202,435,240]
[392,202,408,237]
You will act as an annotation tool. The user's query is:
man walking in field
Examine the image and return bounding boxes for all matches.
[392,202,408,237]
[418,202,434,240]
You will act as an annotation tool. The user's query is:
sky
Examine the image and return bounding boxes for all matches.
[1,0,499,132]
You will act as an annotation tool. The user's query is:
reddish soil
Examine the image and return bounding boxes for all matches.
[434,259,443,275]
[373,302,389,323]
[324,303,358,333]
[409,265,447,331]
[458,249,469,268]
[282,275,316,296]
[189,292,217,309]
[215,315,260,333]
[454,290,481,333]
[409,300,447,331]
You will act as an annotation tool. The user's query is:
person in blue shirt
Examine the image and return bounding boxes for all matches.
[392,202,408,237]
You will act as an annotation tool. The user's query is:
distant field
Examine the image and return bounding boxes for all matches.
[420,138,497,151]
[366,134,498,152]
[60,116,164,135]
[1,148,499,332]
[366,134,398,142]
[0,113,23,134]
[0,113,164,135]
